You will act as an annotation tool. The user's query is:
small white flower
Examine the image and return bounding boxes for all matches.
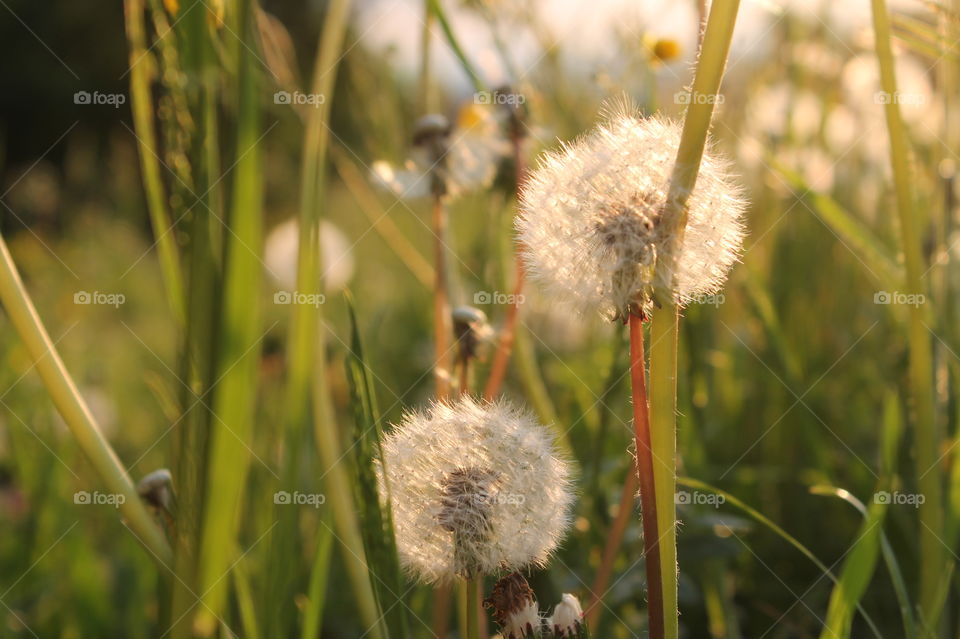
[517,103,746,318]
[504,599,541,639]
[263,218,354,292]
[547,593,584,637]
[380,397,574,583]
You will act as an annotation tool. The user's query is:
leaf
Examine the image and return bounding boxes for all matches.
[768,159,904,288]
[343,292,410,639]
[677,477,883,638]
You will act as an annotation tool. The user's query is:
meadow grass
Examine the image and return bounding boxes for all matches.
[3,1,960,638]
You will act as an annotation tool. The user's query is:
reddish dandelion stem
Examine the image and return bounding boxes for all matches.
[629,312,664,639]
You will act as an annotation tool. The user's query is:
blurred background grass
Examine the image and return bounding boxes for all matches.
[1,0,959,637]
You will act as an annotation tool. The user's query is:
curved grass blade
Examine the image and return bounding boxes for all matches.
[768,160,903,288]
[677,477,882,638]
[344,293,410,639]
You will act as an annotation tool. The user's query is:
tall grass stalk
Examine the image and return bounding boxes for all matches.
[650,3,740,637]
[278,0,386,635]
[192,0,265,632]
[167,1,223,635]
[869,0,943,629]
[0,235,173,563]
[122,0,185,322]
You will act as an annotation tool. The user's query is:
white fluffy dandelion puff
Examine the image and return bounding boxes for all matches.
[379,396,574,584]
[516,104,746,319]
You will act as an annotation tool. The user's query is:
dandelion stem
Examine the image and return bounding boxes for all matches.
[433,195,453,399]
[483,120,528,401]
[0,234,172,565]
[466,577,481,639]
[629,312,664,639]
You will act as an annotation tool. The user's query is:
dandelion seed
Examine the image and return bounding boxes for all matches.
[516,103,746,319]
[379,396,574,583]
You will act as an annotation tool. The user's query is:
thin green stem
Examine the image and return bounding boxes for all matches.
[649,4,741,637]
[0,234,172,564]
[869,0,942,630]
[279,0,385,635]
[466,577,480,639]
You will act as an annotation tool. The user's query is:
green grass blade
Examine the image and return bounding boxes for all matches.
[426,0,486,93]
[677,477,883,637]
[768,161,903,288]
[0,235,172,564]
[193,0,264,631]
[122,0,185,323]
[816,497,887,638]
[869,1,944,627]
[301,516,335,639]
[343,293,409,639]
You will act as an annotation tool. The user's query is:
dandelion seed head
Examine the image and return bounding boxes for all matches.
[517,104,746,318]
[379,397,574,584]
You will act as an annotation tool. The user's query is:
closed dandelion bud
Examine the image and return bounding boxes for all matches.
[485,573,542,638]
[379,397,574,583]
[453,305,494,361]
[517,103,746,319]
[547,594,586,638]
[137,468,174,515]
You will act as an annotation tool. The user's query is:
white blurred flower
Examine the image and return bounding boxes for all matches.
[547,593,584,637]
[263,218,354,292]
[746,83,822,142]
[379,396,574,583]
[371,103,510,199]
[517,104,746,319]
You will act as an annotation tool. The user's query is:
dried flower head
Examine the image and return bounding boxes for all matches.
[485,573,541,639]
[517,104,746,319]
[372,103,510,200]
[380,397,574,583]
[452,305,495,361]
